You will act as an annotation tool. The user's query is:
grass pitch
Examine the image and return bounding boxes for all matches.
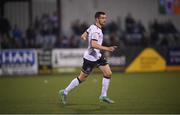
[0,72,180,114]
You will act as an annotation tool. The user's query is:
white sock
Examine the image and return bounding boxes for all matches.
[64,77,81,95]
[101,77,110,97]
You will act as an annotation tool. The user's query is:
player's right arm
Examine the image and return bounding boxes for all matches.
[91,40,117,52]
[81,31,88,40]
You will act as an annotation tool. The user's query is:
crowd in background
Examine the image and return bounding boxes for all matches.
[0,12,59,49]
[0,12,180,49]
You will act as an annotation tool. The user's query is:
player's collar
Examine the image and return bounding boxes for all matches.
[94,24,102,30]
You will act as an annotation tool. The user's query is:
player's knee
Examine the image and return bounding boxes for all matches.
[104,71,112,77]
[78,74,88,82]
[79,76,87,81]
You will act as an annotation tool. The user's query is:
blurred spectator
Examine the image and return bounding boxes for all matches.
[26,24,36,48]
[116,16,123,36]
[54,36,62,48]
[125,13,135,33]
[61,36,69,48]
[34,16,40,32]
[31,13,57,49]
[69,35,79,48]
[35,33,44,48]
[0,33,2,48]
[42,32,56,49]
[71,20,88,36]
[0,16,12,48]
[107,21,119,34]
[150,19,179,47]
[0,16,11,37]
[166,20,177,34]
[164,20,179,46]
[39,14,52,36]
[124,18,146,45]
[123,13,146,45]
[71,20,81,35]
[135,20,145,34]
[109,33,119,46]
[50,11,59,36]
[12,25,23,48]
[149,19,159,44]
[133,20,146,44]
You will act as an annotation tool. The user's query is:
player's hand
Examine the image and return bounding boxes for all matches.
[108,46,118,52]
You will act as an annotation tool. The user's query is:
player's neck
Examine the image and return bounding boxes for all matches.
[95,22,102,29]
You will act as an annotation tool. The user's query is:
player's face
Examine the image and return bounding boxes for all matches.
[98,14,107,27]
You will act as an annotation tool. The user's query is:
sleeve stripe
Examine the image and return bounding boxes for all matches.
[91,39,98,41]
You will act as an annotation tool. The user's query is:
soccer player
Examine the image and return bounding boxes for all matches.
[59,11,117,104]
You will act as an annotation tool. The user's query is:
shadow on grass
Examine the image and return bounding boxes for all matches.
[60,103,107,113]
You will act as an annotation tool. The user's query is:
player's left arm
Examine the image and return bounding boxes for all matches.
[91,32,117,52]
[91,40,117,52]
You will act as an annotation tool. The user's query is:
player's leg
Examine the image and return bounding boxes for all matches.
[99,64,114,104]
[63,58,95,95]
[99,64,112,97]
[63,71,88,95]
[59,71,88,104]
[59,58,95,104]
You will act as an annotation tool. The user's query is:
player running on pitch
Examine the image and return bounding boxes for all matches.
[59,11,117,104]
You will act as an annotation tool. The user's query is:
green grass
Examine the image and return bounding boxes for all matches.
[0,72,180,114]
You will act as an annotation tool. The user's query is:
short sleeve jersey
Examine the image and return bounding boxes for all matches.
[83,24,103,61]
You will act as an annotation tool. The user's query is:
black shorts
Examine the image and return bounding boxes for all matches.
[81,56,108,74]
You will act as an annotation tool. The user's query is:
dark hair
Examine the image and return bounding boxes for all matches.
[95,11,106,19]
